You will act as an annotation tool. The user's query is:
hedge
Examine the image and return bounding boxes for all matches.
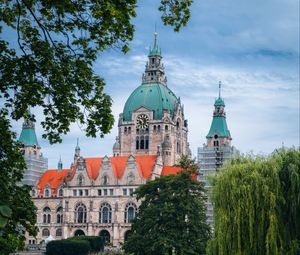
[70,236,104,253]
[46,236,104,255]
[46,239,90,255]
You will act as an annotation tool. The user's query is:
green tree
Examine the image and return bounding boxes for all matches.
[207,148,300,255]
[0,1,193,253]
[0,110,37,254]
[123,156,211,255]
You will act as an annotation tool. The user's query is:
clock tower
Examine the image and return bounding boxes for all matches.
[113,33,190,166]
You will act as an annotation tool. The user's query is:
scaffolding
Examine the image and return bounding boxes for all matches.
[197,144,236,225]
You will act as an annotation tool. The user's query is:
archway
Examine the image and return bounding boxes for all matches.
[99,230,110,245]
[124,230,132,242]
[74,229,85,236]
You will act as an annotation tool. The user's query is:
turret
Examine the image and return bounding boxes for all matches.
[162,135,172,165]
[206,82,232,148]
[113,136,121,157]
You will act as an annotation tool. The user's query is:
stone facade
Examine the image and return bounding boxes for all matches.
[27,34,188,247]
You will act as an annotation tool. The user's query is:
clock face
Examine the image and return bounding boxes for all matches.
[136,114,149,129]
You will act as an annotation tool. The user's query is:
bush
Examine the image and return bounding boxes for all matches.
[70,236,104,253]
[46,239,90,255]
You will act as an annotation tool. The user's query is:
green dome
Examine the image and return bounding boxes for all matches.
[123,83,178,121]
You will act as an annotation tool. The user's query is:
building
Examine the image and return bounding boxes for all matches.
[197,82,236,225]
[19,112,48,186]
[28,34,190,246]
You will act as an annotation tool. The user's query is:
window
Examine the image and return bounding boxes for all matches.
[129,188,134,196]
[109,189,114,196]
[43,207,51,224]
[98,189,102,196]
[103,189,108,196]
[136,137,139,150]
[124,203,137,223]
[99,203,112,223]
[56,228,62,237]
[32,189,36,197]
[177,141,181,154]
[73,190,77,196]
[153,125,156,132]
[124,127,127,133]
[85,190,89,196]
[79,189,83,196]
[78,175,84,186]
[103,175,109,186]
[157,125,161,132]
[140,136,144,149]
[56,207,63,223]
[127,173,135,185]
[123,189,127,196]
[136,136,149,150]
[75,203,87,223]
[42,228,50,237]
[44,185,51,197]
[214,140,219,147]
[58,188,63,197]
[165,125,168,131]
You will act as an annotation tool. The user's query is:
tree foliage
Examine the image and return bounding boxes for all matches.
[207,148,300,255]
[123,156,211,255]
[0,109,37,255]
[0,0,193,253]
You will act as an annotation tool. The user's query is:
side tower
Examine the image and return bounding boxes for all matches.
[19,113,48,186]
[115,33,189,166]
[198,82,236,225]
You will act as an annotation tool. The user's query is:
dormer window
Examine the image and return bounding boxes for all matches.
[78,175,84,186]
[44,185,51,197]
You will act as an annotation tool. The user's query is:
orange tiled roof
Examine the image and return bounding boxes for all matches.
[85,157,103,180]
[37,169,69,193]
[109,156,128,178]
[135,155,157,179]
[161,166,182,176]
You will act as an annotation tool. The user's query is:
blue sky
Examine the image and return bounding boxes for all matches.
[11,0,299,169]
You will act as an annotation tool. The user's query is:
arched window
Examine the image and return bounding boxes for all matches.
[214,140,219,147]
[124,127,127,133]
[78,175,84,186]
[43,207,51,224]
[58,186,63,197]
[165,125,168,131]
[56,228,62,237]
[140,136,144,149]
[177,141,181,154]
[103,175,109,186]
[32,189,36,197]
[145,136,149,149]
[56,207,63,223]
[99,203,112,223]
[42,228,50,237]
[153,125,156,132]
[99,230,110,245]
[44,185,51,197]
[127,172,135,185]
[124,203,137,223]
[157,125,161,132]
[75,203,87,223]
[176,119,181,131]
[136,137,139,150]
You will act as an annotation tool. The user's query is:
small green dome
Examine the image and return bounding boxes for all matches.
[214,97,225,107]
[123,83,178,121]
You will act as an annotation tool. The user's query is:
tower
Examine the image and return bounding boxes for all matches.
[197,82,236,225]
[115,33,189,165]
[18,112,48,186]
[74,138,80,162]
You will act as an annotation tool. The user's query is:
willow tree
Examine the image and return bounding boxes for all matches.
[207,148,300,255]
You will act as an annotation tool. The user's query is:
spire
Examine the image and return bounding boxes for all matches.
[57,156,63,172]
[206,82,230,139]
[142,32,167,85]
[18,109,40,148]
[75,138,80,150]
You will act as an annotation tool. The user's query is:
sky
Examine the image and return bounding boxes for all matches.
[10,0,300,169]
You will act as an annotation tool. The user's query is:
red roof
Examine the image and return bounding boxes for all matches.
[37,156,188,192]
[135,155,157,179]
[85,157,103,180]
[37,169,69,193]
[110,156,128,178]
[161,166,182,176]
